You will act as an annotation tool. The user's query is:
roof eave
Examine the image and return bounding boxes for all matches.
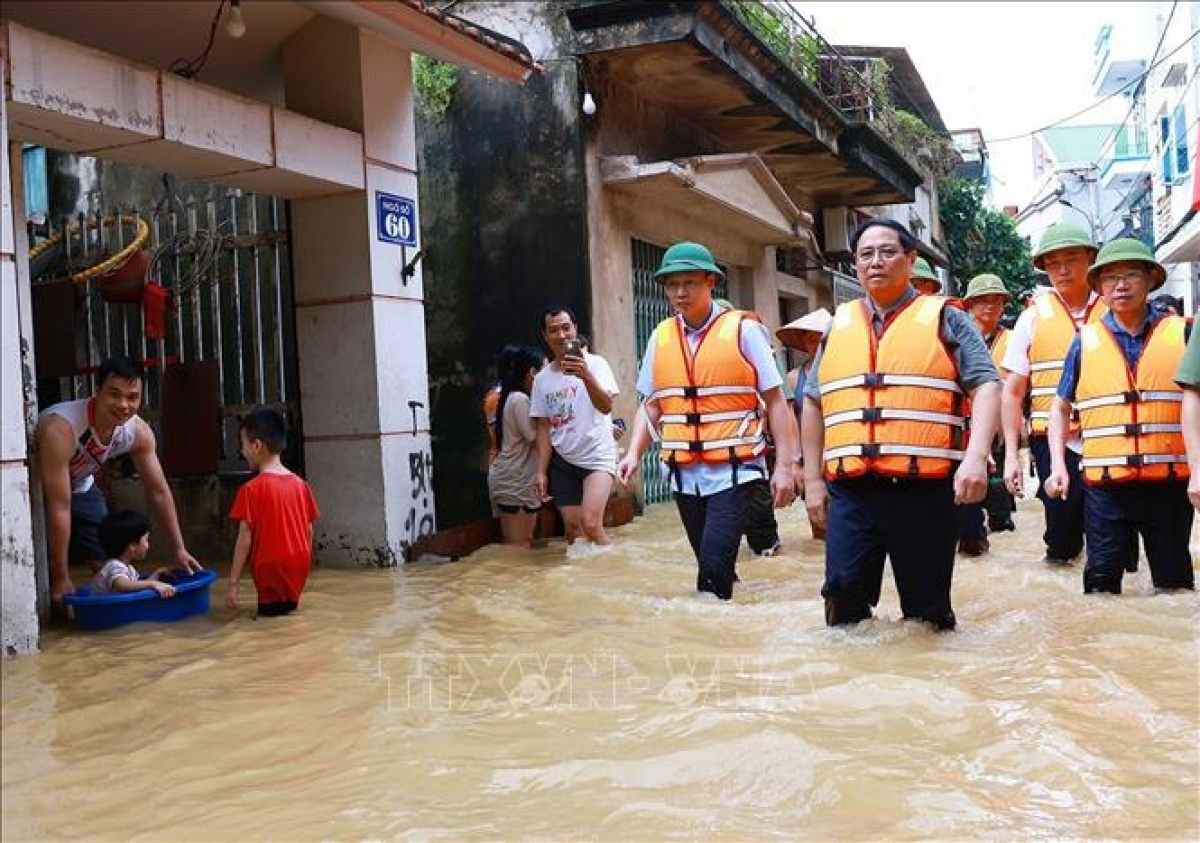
[304,0,542,84]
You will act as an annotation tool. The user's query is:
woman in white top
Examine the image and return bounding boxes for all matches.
[487,346,547,547]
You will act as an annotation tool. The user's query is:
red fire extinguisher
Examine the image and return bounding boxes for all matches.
[142,280,172,340]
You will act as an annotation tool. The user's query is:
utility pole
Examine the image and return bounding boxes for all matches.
[1087,165,1102,242]
[1057,165,1102,242]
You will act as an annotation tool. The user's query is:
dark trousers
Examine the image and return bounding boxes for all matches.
[742,479,780,554]
[1029,436,1085,559]
[674,483,751,600]
[956,501,986,543]
[823,475,958,630]
[69,485,109,565]
[984,439,1016,530]
[1082,482,1195,594]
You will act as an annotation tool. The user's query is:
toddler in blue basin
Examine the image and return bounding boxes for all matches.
[90,510,176,598]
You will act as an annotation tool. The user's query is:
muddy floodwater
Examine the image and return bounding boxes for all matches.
[3,498,1198,840]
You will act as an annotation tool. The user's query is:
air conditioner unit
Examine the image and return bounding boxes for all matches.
[822,207,854,254]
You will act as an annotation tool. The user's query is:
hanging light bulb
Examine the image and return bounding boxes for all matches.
[582,90,597,116]
[226,0,247,39]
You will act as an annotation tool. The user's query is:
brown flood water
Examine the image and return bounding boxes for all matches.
[3,498,1198,841]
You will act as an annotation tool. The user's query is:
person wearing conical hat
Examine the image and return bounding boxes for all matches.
[777,308,833,399]
[956,274,1017,553]
[777,308,832,540]
[615,242,798,601]
[911,257,942,296]
[999,221,1105,567]
[1044,239,1194,594]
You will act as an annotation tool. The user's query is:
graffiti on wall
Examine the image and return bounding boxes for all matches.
[408,400,424,435]
[403,445,435,550]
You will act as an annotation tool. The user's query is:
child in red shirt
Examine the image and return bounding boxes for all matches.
[226,407,319,616]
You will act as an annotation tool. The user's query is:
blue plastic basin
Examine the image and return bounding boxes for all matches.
[65,569,219,631]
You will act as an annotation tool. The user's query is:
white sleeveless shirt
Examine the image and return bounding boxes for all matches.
[39,398,139,493]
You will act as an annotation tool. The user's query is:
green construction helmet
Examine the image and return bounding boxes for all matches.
[1086,238,1168,292]
[1032,221,1098,269]
[911,257,941,290]
[963,273,1012,302]
[654,241,725,280]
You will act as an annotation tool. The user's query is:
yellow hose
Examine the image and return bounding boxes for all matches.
[27,215,151,284]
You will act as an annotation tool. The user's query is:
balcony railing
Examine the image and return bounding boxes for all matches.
[723,1,958,177]
[1113,126,1150,159]
[723,1,880,122]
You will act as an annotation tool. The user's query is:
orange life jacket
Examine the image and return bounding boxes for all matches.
[650,309,765,465]
[961,327,1009,427]
[1028,293,1108,435]
[1076,315,1190,484]
[820,295,966,480]
[988,327,1010,369]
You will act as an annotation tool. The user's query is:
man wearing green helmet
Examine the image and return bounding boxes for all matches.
[1044,239,1193,594]
[616,242,798,600]
[957,273,1017,554]
[1177,324,1200,512]
[911,257,943,296]
[1000,221,1107,566]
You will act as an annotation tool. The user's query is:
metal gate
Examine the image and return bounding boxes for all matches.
[30,189,300,473]
[631,238,726,504]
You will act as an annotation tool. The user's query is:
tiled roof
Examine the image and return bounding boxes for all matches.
[398,0,544,74]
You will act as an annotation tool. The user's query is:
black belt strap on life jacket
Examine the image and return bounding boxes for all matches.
[668,452,683,493]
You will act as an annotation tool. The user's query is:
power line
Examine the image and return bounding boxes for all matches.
[1091,1,1178,168]
[1096,68,1200,233]
[1098,108,1200,235]
[989,28,1199,145]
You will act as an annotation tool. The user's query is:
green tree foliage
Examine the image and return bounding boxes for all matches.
[413,55,458,120]
[939,177,1039,318]
[728,2,820,83]
[888,110,960,180]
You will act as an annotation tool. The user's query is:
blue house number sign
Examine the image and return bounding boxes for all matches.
[376,191,417,247]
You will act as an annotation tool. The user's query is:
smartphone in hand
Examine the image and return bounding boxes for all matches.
[564,338,583,359]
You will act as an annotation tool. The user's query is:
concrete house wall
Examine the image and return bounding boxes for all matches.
[420,0,832,525]
[0,2,536,655]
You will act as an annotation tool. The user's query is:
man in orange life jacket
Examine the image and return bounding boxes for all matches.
[1044,239,1193,594]
[800,219,1001,630]
[615,242,798,600]
[956,273,1017,555]
[1001,222,1105,566]
[1179,327,1200,512]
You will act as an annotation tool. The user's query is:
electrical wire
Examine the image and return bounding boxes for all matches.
[1090,2,1178,169]
[1096,69,1200,233]
[168,0,227,79]
[1097,108,1199,234]
[989,28,1199,145]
